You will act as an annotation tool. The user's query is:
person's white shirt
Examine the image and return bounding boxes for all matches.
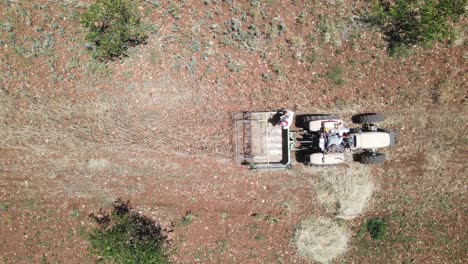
[331,123,349,136]
[279,109,294,129]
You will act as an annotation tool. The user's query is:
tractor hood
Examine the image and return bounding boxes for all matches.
[352,131,391,149]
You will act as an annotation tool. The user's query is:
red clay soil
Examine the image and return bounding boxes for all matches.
[1,0,467,263]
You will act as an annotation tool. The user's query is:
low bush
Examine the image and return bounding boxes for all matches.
[87,199,170,263]
[367,217,387,240]
[81,0,147,61]
[367,0,466,56]
[326,66,345,86]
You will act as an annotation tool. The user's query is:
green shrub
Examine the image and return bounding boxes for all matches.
[367,0,466,55]
[179,210,194,226]
[81,0,147,61]
[268,17,287,39]
[326,66,345,86]
[87,199,170,263]
[366,217,387,240]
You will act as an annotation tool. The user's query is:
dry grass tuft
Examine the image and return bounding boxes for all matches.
[295,217,348,264]
[314,163,374,219]
[434,78,466,104]
[87,159,109,171]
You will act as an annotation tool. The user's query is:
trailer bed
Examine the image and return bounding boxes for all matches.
[234,111,291,170]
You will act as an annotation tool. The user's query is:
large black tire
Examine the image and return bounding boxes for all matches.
[358,152,386,164]
[352,113,385,124]
[295,114,337,129]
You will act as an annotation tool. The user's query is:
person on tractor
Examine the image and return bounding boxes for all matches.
[278,109,294,129]
[326,131,351,153]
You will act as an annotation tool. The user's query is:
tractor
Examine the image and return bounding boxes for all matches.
[234,110,397,170]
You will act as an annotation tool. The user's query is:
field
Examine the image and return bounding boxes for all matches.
[0,0,467,263]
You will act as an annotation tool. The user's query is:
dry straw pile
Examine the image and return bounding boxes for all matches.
[295,217,348,264]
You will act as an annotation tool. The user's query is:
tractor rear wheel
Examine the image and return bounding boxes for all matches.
[358,152,386,164]
[352,113,385,124]
[296,114,337,129]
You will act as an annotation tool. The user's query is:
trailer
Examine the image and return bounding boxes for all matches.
[234,111,294,170]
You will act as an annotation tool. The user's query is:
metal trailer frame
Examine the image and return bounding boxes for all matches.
[234,111,293,170]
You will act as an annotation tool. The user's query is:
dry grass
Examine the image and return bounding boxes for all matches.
[295,217,348,264]
[313,163,374,220]
[87,159,109,171]
[384,104,466,189]
[434,78,466,104]
[0,88,178,200]
[2,59,238,160]
[0,76,225,154]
